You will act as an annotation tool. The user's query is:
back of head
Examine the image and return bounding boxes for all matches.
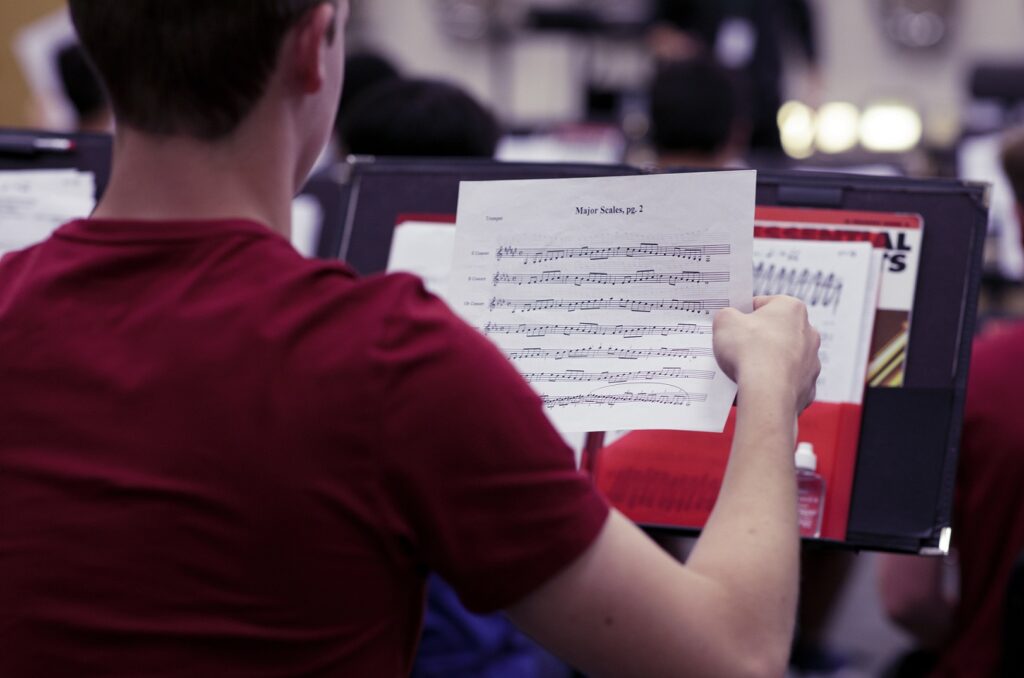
[1002,129,1024,208]
[340,79,500,158]
[67,0,336,140]
[649,58,741,159]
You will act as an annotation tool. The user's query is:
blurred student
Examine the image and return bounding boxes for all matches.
[57,42,112,133]
[879,130,1024,678]
[340,78,500,158]
[333,51,400,152]
[0,1,821,676]
[648,0,819,151]
[649,58,747,168]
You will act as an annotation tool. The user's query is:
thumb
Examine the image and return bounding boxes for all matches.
[713,306,743,329]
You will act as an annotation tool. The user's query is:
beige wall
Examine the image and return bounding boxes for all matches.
[356,0,1024,134]
[0,0,66,128]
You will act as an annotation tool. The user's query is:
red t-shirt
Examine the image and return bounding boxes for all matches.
[934,325,1024,677]
[0,219,608,677]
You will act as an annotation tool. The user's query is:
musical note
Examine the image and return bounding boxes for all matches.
[507,346,714,360]
[489,297,728,314]
[492,270,730,287]
[521,368,716,383]
[753,263,844,310]
[542,391,710,408]
[496,243,731,265]
[484,322,713,337]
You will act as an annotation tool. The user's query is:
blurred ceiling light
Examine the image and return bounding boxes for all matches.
[778,100,816,159]
[815,102,861,154]
[860,103,923,153]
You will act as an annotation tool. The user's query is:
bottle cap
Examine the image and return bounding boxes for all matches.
[795,442,817,472]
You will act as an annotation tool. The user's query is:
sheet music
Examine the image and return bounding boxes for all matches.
[753,239,879,404]
[0,170,95,257]
[449,171,755,433]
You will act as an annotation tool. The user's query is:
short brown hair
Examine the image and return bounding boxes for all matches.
[68,0,334,140]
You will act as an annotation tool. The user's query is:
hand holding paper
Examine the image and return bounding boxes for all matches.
[713,296,822,413]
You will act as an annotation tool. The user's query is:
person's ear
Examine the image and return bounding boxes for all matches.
[289,3,337,95]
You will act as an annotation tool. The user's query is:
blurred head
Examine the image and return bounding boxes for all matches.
[649,58,746,167]
[56,43,111,133]
[68,0,347,180]
[338,52,401,119]
[1002,129,1024,208]
[340,79,500,158]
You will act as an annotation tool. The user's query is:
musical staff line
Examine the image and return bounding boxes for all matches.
[542,392,710,408]
[753,263,844,310]
[492,270,730,287]
[522,368,715,383]
[484,322,713,337]
[496,243,731,265]
[490,297,728,314]
[507,346,714,361]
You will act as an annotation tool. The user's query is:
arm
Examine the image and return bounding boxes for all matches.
[508,296,820,678]
[878,554,955,649]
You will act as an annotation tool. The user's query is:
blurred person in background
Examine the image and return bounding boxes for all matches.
[647,0,819,152]
[878,130,1024,678]
[648,57,748,168]
[340,78,500,158]
[57,42,112,133]
[332,51,400,154]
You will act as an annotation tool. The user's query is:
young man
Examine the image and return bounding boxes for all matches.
[0,1,820,676]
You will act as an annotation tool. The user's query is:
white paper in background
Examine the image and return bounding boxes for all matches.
[290,194,323,258]
[0,170,96,257]
[387,222,457,298]
[448,171,756,434]
[12,9,78,131]
[753,239,878,404]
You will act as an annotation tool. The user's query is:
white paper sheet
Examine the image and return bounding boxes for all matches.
[753,239,879,404]
[290,194,323,258]
[387,222,457,298]
[0,170,95,257]
[448,171,756,433]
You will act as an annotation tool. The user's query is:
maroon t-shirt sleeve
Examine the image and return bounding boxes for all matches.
[371,275,610,613]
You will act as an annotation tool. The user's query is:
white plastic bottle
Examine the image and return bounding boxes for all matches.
[795,442,826,539]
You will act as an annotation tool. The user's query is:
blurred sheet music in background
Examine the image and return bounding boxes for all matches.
[0,169,95,257]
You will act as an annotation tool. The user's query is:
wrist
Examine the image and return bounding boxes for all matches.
[737,374,801,423]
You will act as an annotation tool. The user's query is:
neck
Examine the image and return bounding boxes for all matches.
[93,120,298,238]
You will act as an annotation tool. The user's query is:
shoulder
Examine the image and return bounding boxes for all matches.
[967,323,1024,402]
[961,323,1024,462]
